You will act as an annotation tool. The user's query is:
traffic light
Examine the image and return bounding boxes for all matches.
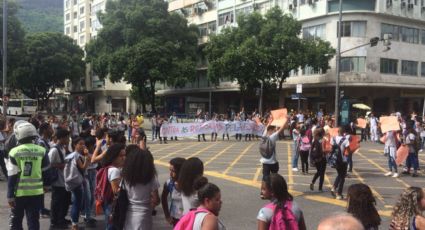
[370,37,380,47]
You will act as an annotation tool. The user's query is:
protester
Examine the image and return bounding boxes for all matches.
[317,212,365,230]
[403,126,419,177]
[291,122,300,172]
[346,184,381,230]
[82,135,97,227]
[7,122,50,230]
[390,187,425,229]
[0,119,7,180]
[330,126,351,200]
[131,116,140,144]
[257,174,306,230]
[162,157,186,226]
[297,125,311,174]
[310,128,326,192]
[178,157,206,214]
[122,147,160,230]
[383,130,399,178]
[169,112,179,141]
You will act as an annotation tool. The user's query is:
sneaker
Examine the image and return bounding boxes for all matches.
[309,183,314,191]
[292,168,299,172]
[330,187,336,197]
[336,195,343,200]
[412,173,419,177]
[420,149,423,152]
[392,173,399,178]
[384,172,393,176]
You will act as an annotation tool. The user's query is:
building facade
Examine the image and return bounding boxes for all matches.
[63,0,137,114]
[160,0,425,115]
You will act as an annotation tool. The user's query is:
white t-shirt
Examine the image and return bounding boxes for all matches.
[330,135,350,162]
[260,131,279,165]
[48,145,67,187]
[108,167,121,182]
[125,177,160,211]
[193,212,226,230]
[405,133,416,153]
[257,200,303,224]
[296,114,304,123]
[182,193,199,215]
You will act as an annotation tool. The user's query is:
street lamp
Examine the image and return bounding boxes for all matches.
[2,0,7,116]
[334,0,343,126]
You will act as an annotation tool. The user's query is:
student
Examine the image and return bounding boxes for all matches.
[403,126,419,177]
[260,117,285,190]
[383,130,399,178]
[65,137,91,230]
[346,184,381,230]
[390,187,425,230]
[82,135,97,227]
[310,128,327,192]
[330,126,351,200]
[257,174,306,230]
[178,157,206,214]
[291,122,300,172]
[122,147,160,230]
[297,125,311,174]
[162,157,186,226]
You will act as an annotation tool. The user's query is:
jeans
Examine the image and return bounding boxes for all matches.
[388,156,398,172]
[312,160,327,190]
[333,163,348,195]
[102,202,113,230]
[71,185,83,225]
[406,152,419,172]
[0,151,7,178]
[128,128,132,141]
[299,150,309,173]
[292,141,299,169]
[9,195,42,230]
[84,169,96,219]
[347,153,353,172]
[422,137,425,150]
[262,163,279,181]
[51,186,71,225]
[151,126,156,140]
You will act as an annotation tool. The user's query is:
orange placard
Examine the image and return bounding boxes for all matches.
[396,145,409,165]
[270,108,288,127]
[328,128,339,137]
[322,138,332,153]
[254,117,262,125]
[380,116,400,133]
[357,118,367,129]
[348,135,360,154]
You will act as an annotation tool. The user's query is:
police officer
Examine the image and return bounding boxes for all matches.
[7,122,50,230]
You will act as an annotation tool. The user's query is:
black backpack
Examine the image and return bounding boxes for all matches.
[309,139,323,166]
[327,137,345,168]
[259,136,275,159]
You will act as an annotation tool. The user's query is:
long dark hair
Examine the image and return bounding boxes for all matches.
[264,174,293,213]
[347,183,381,229]
[101,143,125,167]
[178,157,204,196]
[122,147,156,187]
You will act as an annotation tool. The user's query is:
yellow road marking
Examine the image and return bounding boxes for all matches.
[352,169,386,205]
[158,142,202,161]
[223,143,255,175]
[204,143,237,165]
[149,143,184,156]
[187,142,219,158]
[357,151,410,188]
[253,167,262,182]
[287,143,294,190]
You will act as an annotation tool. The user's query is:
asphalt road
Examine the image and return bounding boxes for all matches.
[0,139,423,229]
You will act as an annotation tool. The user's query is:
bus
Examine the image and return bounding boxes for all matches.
[0,99,38,116]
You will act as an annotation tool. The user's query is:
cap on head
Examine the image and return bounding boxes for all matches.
[15,122,39,141]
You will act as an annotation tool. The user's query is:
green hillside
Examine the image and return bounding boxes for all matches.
[15,0,63,33]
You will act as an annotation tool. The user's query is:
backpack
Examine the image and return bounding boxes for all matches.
[95,166,114,214]
[299,136,311,152]
[47,145,64,184]
[63,153,84,192]
[173,207,211,230]
[327,137,345,168]
[414,134,421,152]
[309,139,323,166]
[260,136,275,159]
[266,201,299,230]
[82,118,91,131]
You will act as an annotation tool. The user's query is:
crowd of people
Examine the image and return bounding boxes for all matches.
[0,109,425,230]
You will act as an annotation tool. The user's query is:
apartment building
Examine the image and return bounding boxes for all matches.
[63,0,136,114]
[159,0,425,115]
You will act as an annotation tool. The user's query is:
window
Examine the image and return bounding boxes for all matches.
[401,60,418,76]
[65,0,70,9]
[73,26,78,33]
[302,66,321,75]
[198,21,217,37]
[80,7,84,14]
[380,58,398,74]
[73,0,77,5]
[218,12,234,26]
[401,27,419,44]
[303,24,326,39]
[235,6,253,17]
[337,21,366,37]
[421,30,425,44]
[381,24,399,41]
[66,13,70,21]
[80,35,85,45]
[340,57,366,72]
[80,21,85,32]
[65,27,70,35]
[422,62,425,77]
[73,12,77,19]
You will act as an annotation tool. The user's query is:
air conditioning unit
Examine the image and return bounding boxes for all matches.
[408,3,414,9]
[401,1,406,8]
[289,4,294,10]
[386,0,392,7]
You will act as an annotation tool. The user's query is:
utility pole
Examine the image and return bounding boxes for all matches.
[259,81,263,116]
[2,0,7,116]
[334,0,342,126]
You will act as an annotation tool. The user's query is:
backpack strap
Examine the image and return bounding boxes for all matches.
[52,145,65,163]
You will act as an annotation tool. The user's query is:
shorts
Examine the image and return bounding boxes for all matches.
[262,162,279,181]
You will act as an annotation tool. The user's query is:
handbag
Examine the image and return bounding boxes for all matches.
[111,181,129,230]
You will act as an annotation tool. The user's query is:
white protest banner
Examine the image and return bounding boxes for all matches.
[160,121,265,138]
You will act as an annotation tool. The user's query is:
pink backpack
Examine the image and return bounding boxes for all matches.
[173,207,211,230]
[299,136,311,151]
[265,201,299,230]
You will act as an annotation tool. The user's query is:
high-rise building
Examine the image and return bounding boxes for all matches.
[159,0,425,115]
[63,0,136,114]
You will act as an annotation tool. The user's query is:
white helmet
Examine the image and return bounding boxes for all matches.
[15,122,39,141]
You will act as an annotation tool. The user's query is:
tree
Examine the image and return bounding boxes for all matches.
[12,32,85,109]
[0,1,26,90]
[86,0,199,111]
[205,7,335,104]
